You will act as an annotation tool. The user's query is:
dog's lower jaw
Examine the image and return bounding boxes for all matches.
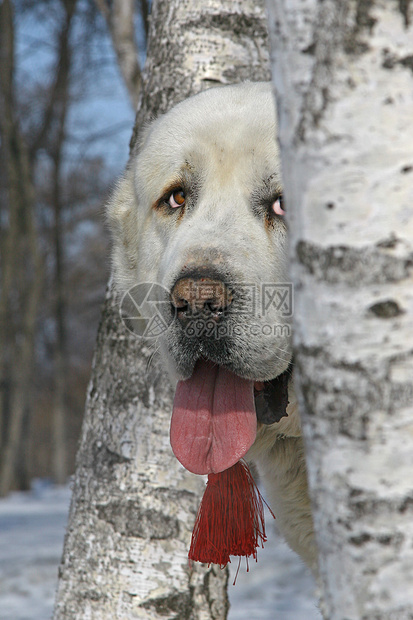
[161,335,292,385]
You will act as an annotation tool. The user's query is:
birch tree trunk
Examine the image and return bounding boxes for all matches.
[53,1,269,618]
[266,1,413,618]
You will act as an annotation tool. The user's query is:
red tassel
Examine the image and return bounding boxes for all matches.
[188,460,274,569]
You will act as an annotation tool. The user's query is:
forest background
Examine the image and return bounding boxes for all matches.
[0,0,145,495]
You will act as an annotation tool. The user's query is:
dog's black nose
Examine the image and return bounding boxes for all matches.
[171,276,232,321]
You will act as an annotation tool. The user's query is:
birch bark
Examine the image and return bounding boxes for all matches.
[266,1,413,618]
[53,1,269,618]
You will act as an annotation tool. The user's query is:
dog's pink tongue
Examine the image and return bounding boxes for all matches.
[170,360,256,475]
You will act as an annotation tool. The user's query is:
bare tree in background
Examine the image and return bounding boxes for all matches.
[0,0,43,496]
[94,0,149,108]
[0,0,128,493]
[0,0,83,492]
[266,1,413,617]
[53,0,270,617]
[49,0,79,486]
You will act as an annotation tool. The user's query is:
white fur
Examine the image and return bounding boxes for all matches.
[107,82,317,574]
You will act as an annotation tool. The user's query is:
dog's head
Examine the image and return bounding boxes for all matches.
[108,82,294,474]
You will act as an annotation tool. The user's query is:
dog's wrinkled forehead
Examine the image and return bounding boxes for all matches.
[134,82,280,201]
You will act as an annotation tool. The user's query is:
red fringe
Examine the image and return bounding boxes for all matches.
[188,460,274,568]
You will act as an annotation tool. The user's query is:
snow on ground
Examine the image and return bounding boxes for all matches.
[228,505,320,619]
[0,481,70,620]
[0,482,320,620]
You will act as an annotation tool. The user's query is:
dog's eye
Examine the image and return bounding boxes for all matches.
[272,195,285,216]
[168,189,186,209]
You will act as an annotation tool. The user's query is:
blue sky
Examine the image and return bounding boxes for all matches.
[15,1,137,176]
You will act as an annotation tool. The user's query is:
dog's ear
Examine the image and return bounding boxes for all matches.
[106,118,160,292]
[106,167,139,291]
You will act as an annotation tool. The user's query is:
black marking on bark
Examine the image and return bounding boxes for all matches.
[140,590,192,620]
[398,0,412,27]
[399,54,413,73]
[302,41,316,55]
[390,378,413,410]
[382,49,397,69]
[203,566,230,619]
[343,0,376,55]
[343,37,370,55]
[399,494,413,513]
[383,50,413,73]
[349,532,372,546]
[90,442,130,481]
[368,300,404,318]
[355,0,377,32]
[376,233,400,249]
[350,488,413,521]
[295,2,342,140]
[97,499,180,539]
[350,531,404,547]
[401,164,413,173]
[350,495,395,519]
[77,588,108,602]
[295,348,384,440]
[296,241,413,285]
[185,12,268,40]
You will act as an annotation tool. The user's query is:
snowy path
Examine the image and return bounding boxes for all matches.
[0,483,70,620]
[0,483,320,620]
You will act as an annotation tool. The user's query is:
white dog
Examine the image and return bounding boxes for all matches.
[107,82,317,574]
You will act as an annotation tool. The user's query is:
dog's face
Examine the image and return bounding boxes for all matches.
[109,82,291,380]
[108,82,293,474]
